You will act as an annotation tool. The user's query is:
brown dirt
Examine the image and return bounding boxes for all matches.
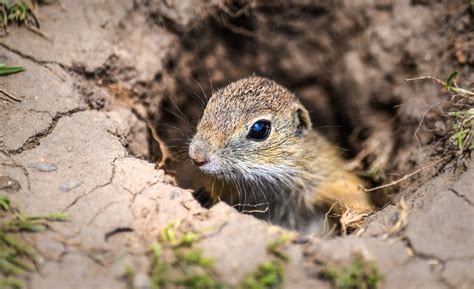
[0,0,473,288]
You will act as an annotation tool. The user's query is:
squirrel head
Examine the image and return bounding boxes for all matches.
[189,76,312,182]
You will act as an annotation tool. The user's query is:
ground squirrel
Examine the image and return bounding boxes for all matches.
[189,76,375,234]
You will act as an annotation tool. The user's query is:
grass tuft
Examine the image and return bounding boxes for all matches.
[406,71,473,159]
[127,222,290,289]
[448,108,473,155]
[0,0,39,35]
[148,222,227,289]
[266,232,294,262]
[0,196,68,287]
[123,265,135,289]
[320,254,382,289]
[241,261,284,289]
[444,72,473,157]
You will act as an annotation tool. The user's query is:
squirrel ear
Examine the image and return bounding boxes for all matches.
[294,104,312,136]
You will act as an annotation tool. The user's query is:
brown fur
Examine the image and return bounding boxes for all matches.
[189,76,374,234]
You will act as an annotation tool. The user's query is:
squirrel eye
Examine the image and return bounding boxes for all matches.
[247,120,271,141]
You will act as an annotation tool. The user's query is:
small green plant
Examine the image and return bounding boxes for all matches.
[239,233,291,289]
[320,254,382,289]
[0,196,68,288]
[123,265,135,289]
[0,63,25,76]
[129,222,291,289]
[0,63,25,104]
[444,71,474,97]
[406,72,473,158]
[241,261,284,289]
[444,72,473,156]
[406,72,474,97]
[0,0,41,36]
[147,221,227,289]
[449,108,473,154]
[266,232,294,262]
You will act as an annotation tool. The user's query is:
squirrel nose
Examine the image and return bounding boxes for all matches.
[189,141,210,167]
[191,157,208,167]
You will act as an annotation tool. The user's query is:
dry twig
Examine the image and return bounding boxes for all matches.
[363,155,451,192]
[145,119,176,169]
[386,197,409,236]
[0,85,22,103]
[405,75,474,97]
[322,202,338,237]
[339,208,369,237]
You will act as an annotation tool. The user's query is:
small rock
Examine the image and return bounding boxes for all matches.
[59,180,83,192]
[37,237,66,260]
[170,189,181,199]
[134,272,152,289]
[0,175,21,192]
[28,162,58,172]
[434,121,446,132]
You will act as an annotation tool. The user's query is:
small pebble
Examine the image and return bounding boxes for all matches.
[0,175,21,192]
[134,272,152,289]
[37,238,66,260]
[59,180,83,192]
[170,190,181,200]
[28,162,58,172]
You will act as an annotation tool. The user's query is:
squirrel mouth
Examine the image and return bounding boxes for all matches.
[197,162,233,179]
[196,162,219,175]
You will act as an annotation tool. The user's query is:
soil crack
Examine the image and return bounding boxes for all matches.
[4,108,85,156]
[0,43,66,69]
[104,227,134,241]
[128,179,163,205]
[448,188,474,207]
[62,157,122,212]
[87,200,124,225]
[402,236,474,264]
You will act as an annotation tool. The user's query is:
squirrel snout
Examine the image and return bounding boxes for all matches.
[191,156,208,167]
[189,141,210,167]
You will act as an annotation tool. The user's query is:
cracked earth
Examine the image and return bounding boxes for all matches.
[0,1,473,288]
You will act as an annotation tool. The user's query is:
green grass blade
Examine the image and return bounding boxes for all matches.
[0,196,11,210]
[0,66,25,76]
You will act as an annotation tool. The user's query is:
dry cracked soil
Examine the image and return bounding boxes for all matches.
[0,1,473,289]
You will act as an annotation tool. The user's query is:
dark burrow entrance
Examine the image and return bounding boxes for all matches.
[126,0,472,232]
